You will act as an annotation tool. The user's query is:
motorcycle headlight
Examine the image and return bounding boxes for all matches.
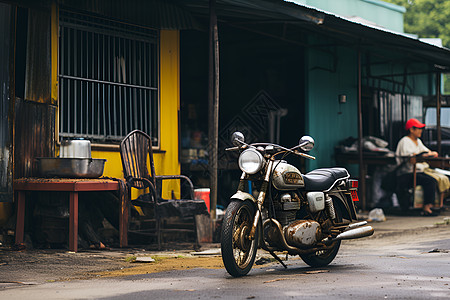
[238,148,265,174]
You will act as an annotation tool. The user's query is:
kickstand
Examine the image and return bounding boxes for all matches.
[268,249,287,269]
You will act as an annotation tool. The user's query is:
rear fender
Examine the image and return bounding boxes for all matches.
[328,191,358,221]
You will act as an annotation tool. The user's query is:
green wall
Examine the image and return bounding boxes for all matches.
[304,45,434,176]
[292,0,405,33]
[305,38,358,174]
[295,0,436,179]
[365,60,434,96]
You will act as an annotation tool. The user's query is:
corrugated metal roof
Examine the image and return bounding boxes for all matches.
[320,11,450,68]
[176,0,450,70]
[177,0,325,24]
[12,0,450,68]
[58,0,200,30]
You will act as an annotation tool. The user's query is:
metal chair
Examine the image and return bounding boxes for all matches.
[120,130,208,249]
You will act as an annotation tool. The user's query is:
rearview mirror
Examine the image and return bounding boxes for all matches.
[231,132,245,146]
[299,136,314,152]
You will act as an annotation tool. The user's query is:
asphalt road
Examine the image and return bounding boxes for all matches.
[1,223,449,299]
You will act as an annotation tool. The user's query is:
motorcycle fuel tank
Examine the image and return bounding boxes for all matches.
[272,161,305,190]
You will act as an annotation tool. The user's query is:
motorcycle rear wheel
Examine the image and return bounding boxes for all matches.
[221,200,259,277]
[300,198,342,267]
[299,240,341,267]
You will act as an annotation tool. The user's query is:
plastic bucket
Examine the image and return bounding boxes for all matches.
[194,188,210,212]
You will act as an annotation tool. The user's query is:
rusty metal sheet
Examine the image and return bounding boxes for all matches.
[0,3,13,202]
[14,98,55,179]
[24,8,52,104]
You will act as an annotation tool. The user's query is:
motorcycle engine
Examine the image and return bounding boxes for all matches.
[268,192,322,248]
[272,192,301,227]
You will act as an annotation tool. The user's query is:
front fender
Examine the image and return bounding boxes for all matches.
[229,191,262,246]
[230,191,257,204]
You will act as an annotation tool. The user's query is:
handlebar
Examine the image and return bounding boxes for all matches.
[293,150,316,160]
[225,146,240,151]
[225,142,316,160]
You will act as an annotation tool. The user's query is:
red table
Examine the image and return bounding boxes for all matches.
[14,178,128,252]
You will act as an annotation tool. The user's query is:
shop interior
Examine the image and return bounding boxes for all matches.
[180,25,306,208]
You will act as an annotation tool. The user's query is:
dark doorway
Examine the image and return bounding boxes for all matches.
[180,25,306,207]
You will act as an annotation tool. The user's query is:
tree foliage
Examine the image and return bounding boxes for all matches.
[384,0,450,48]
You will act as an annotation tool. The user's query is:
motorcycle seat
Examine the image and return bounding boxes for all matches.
[302,167,350,191]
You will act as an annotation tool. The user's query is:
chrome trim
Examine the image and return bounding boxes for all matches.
[324,170,350,192]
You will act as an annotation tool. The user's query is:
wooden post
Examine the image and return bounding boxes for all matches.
[357,50,366,211]
[15,192,25,245]
[208,0,219,220]
[69,192,79,252]
[436,72,442,155]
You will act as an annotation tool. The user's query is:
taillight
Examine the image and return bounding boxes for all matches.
[347,179,358,190]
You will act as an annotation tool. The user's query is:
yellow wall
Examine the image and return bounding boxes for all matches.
[91,30,181,199]
[158,30,181,197]
[51,3,58,105]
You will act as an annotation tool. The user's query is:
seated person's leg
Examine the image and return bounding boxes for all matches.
[416,173,437,213]
[396,173,413,210]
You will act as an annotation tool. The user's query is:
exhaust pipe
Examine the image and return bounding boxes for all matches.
[335,225,374,241]
[345,221,367,231]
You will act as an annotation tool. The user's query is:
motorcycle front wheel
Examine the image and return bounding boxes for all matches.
[299,198,342,267]
[221,200,259,277]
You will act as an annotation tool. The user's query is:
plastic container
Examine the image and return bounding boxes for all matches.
[194,188,210,212]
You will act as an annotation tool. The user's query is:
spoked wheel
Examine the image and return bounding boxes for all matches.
[299,240,341,267]
[300,198,342,267]
[221,200,259,277]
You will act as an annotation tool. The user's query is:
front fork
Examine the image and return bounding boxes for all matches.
[240,159,274,240]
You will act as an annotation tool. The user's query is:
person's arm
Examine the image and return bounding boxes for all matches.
[418,139,438,157]
[423,151,438,157]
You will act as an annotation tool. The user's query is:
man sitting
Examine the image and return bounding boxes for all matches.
[395,118,439,216]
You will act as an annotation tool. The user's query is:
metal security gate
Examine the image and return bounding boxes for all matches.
[59,10,159,146]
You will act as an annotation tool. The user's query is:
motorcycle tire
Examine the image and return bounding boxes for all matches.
[221,200,259,277]
[299,198,343,267]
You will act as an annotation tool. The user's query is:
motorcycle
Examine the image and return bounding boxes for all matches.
[220,132,374,277]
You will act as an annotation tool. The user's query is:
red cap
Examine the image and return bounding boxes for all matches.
[405,118,425,131]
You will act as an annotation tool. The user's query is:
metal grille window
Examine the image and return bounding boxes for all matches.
[59,10,159,146]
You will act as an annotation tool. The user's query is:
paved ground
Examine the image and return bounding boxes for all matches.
[0,210,449,288]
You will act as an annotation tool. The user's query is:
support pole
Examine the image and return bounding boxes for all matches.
[436,72,442,155]
[208,0,219,219]
[357,50,366,211]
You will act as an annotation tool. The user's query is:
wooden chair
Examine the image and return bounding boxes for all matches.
[410,156,446,209]
[120,130,208,249]
[393,155,442,210]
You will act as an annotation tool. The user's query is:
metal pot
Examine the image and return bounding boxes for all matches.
[37,158,106,178]
[60,139,91,158]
